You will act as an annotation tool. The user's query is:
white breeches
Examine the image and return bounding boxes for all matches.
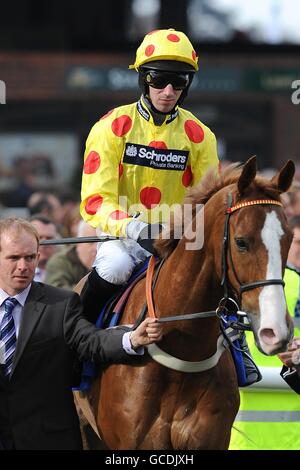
[93,239,150,285]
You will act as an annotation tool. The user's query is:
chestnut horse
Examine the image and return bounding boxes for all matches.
[78,156,295,450]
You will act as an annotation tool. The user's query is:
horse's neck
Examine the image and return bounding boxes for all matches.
[156,233,220,315]
[153,224,221,358]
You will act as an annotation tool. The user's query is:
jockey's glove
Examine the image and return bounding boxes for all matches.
[126,220,163,255]
[137,223,163,255]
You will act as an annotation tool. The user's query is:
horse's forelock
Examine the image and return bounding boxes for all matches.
[155,163,281,258]
[251,176,282,201]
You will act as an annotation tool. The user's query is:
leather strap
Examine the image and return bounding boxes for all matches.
[146,333,238,373]
[113,270,147,314]
[145,256,157,318]
[73,390,101,440]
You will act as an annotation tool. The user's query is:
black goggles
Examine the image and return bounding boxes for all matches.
[144,71,190,90]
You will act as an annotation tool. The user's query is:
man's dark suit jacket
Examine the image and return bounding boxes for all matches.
[0,282,131,450]
[280,365,300,394]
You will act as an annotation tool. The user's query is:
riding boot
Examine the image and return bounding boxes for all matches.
[239,332,262,386]
[80,268,121,324]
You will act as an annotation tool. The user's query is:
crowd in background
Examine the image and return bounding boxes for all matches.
[0,186,98,292]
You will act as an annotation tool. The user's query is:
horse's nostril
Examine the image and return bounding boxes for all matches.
[260,328,275,339]
[259,328,277,345]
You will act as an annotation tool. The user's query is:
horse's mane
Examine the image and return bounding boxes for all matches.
[156,162,281,258]
[185,163,242,206]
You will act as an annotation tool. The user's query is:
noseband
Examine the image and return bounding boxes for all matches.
[221,195,285,299]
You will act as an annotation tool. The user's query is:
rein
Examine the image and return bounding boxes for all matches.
[145,196,285,372]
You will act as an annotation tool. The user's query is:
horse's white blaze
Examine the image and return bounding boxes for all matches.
[258,211,287,354]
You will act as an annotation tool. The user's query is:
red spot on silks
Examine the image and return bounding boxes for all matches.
[83,151,101,174]
[147,30,160,36]
[148,141,168,149]
[85,195,103,215]
[100,109,114,120]
[140,187,162,209]
[167,34,180,42]
[184,120,204,143]
[182,165,193,187]
[119,163,124,178]
[110,210,129,220]
[111,115,132,137]
[145,45,155,57]
[192,50,197,61]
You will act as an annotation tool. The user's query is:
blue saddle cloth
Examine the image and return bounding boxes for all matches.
[221,314,247,387]
[73,258,151,391]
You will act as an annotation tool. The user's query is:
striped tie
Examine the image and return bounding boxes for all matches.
[0,297,18,377]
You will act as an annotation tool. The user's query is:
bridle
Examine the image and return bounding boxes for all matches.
[221,194,285,300]
[145,194,285,324]
[144,195,286,372]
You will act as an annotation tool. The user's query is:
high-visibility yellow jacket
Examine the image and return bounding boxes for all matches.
[80,97,219,236]
[229,267,300,450]
[284,266,300,330]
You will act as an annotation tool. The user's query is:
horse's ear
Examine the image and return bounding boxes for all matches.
[271,160,295,193]
[237,156,257,195]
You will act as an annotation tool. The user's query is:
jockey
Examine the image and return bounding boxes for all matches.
[80,28,218,321]
[81,29,218,289]
[79,28,260,386]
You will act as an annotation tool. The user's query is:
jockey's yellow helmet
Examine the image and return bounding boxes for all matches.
[129,29,199,72]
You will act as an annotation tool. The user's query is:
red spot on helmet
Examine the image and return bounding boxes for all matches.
[182,165,193,187]
[145,45,155,57]
[119,163,124,178]
[85,195,103,215]
[192,50,197,61]
[100,109,114,120]
[148,141,168,149]
[110,210,129,220]
[184,120,204,143]
[111,115,132,137]
[83,151,101,174]
[167,34,180,42]
[147,30,159,36]
[140,187,161,209]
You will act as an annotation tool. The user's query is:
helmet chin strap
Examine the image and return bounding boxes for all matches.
[138,74,174,116]
[138,71,193,119]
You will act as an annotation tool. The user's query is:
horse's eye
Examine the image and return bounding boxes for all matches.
[235,238,248,252]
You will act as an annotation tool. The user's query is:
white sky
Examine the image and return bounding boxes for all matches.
[213,0,300,43]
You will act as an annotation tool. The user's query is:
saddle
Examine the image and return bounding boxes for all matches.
[96,258,155,330]
[74,257,156,392]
